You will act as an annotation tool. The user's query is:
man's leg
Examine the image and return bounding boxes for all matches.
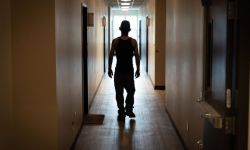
[124,73,136,118]
[114,72,125,120]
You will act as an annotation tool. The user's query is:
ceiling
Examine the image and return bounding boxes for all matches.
[105,0,146,7]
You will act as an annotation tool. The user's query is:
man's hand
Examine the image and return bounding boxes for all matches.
[108,69,113,78]
[135,70,140,78]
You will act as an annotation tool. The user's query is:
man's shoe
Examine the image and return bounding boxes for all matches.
[125,111,136,118]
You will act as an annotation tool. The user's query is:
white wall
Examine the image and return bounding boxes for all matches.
[87,0,107,107]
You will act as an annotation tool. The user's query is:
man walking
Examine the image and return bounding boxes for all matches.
[108,20,140,121]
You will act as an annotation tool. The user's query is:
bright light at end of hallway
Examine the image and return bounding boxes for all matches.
[121,9,129,11]
[121,6,130,11]
[121,6,130,9]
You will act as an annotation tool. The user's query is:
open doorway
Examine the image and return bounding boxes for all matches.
[139,20,142,60]
[145,17,149,73]
[81,4,88,114]
[103,16,107,73]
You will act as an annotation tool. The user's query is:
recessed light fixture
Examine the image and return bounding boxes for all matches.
[121,8,129,11]
[121,2,130,6]
[121,6,130,9]
[118,0,134,11]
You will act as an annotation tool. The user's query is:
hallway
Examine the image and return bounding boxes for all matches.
[2,0,250,149]
[74,70,184,150]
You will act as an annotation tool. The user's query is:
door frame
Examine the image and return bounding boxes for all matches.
[103,16,106,73]
[146,17,149,73]
[201,0,237,149]
[81,4,88,114]
[139,20,142,60]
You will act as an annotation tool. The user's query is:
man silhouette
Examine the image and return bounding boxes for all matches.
[108,20,140,121]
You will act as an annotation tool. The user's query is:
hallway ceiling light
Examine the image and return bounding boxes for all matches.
[106,0,144,7]
[120,2,131,6]
[121,6,130,9]
[117,0,134,10]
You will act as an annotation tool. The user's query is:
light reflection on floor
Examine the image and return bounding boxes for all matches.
[74,61,184,150]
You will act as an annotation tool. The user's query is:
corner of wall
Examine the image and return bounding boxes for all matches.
[0,0,13,149]
[55,0,84,149]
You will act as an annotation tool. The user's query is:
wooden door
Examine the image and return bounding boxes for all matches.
[201,0,237,149]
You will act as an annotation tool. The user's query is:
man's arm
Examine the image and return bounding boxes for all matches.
[108,39,117,78]
[132,39,140,78]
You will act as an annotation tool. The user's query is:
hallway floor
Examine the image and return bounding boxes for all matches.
[74,71,184,150]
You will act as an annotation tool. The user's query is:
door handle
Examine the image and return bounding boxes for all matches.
[198,101,223,128]
[201,113,213,119]
[201,113,223,128]
[226,89,231,108]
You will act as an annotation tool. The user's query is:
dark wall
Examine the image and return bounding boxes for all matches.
[236,0,250,149]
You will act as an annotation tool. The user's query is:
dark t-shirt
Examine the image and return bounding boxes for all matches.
[115,37,135,73]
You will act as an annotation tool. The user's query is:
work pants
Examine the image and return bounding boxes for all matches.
[114,71,135,114]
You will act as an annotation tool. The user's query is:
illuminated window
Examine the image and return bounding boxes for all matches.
[112,15,138,40]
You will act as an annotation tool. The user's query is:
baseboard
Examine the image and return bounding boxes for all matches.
[146,73,165,90]
[71,74,105,149]
[70,122,83,150]
[88,74,105,110]
[154,85,165,90]
[164,106,188,150]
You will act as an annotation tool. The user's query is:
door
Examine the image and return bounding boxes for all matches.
[139,20,142,60]
[146,19,149,73]
[103,16,106,73]
[82,4,88,114]
[201,0,237,149]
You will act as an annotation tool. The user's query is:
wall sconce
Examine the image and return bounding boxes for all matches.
[87,13,94,27]
[146,16,150,27]
[102,16,106,27]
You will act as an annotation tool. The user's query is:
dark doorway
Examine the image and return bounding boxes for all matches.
[139,20,142,60]
[108,7,111,66]
[82,4,88,114]
[146,19,149,73]
[103,17,106,73]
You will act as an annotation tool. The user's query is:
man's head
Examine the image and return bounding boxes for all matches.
[119,20,131,35]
